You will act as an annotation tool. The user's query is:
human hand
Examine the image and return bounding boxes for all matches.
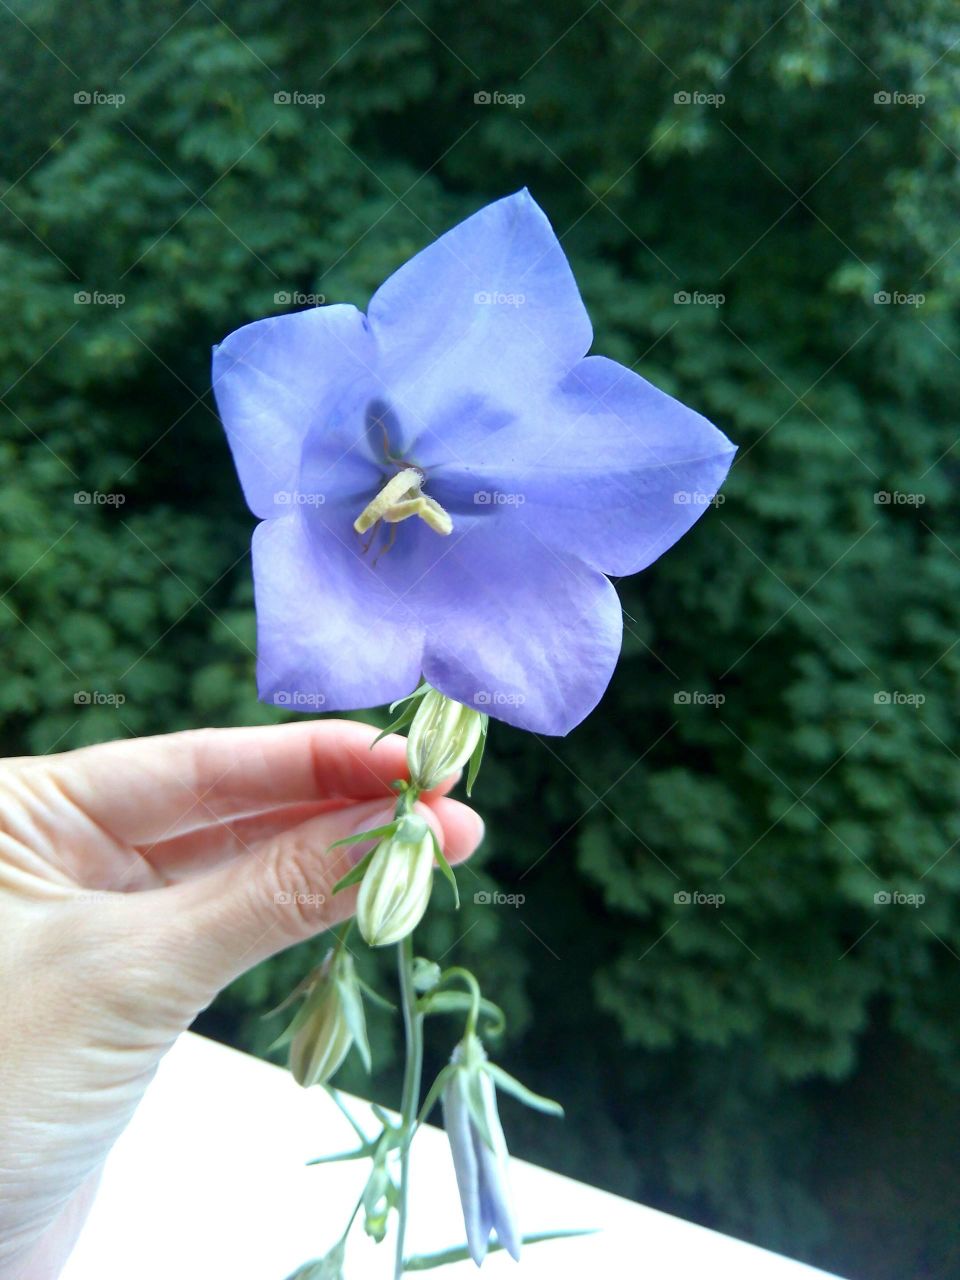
[0,721,482,1278]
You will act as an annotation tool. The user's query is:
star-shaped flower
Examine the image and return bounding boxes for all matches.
[213,190,734,734]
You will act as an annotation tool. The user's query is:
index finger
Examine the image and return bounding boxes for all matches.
[34,720,420,846]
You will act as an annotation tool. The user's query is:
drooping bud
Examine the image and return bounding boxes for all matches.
[406,686,484,792]
[441,1034,521,1267]
[356,813,436,946]
[284,949,369,1087]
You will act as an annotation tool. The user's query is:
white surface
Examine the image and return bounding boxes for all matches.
[61,1033,844,1279]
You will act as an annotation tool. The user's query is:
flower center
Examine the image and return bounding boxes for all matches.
[353,467,453,539]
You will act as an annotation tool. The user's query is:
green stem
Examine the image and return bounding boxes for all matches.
[394,931,423,1279]
[437,966,483,1037]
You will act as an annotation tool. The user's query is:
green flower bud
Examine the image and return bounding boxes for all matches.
[357,817,435,946]
[287,950,365,1087]
[406,687,483,792]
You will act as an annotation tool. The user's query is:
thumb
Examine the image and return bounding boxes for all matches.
[124,797,444,1011]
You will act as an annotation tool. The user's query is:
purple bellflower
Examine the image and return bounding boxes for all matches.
[213,190,735,735]
[442,1036,522,1267]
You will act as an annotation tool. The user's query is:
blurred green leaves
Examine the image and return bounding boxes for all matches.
[2,2,960,1276]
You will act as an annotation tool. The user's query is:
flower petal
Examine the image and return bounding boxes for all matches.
[475,1074,522,1262]
[443,1073,488,1266]
[367,190,592,436]
[212,305,381,519]
[414,518,622,735]
[426,355,736,576]
[251,510,424,712]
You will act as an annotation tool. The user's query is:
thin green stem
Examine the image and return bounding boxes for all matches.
[437,966,482,1037]
[394,931,423,1279]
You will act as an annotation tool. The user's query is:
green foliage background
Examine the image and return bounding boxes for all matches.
[2,2,959,1276]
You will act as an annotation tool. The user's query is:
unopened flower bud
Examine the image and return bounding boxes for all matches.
[357,815,436,946]
[442,1034,521,1266]
[406,687,483,792]
[287,951,361,1087]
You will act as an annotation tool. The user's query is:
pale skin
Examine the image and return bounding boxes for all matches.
[0,721,482,1278]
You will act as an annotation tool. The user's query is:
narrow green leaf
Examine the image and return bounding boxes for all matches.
[331,846,377,895]
[486,1063,564,1117]
[357,978,396,1013]
[305,1145,376,1166]
[416,1063,456,1126]
[403,1229,597,1270]
[430,831,460,908]
[465,716,489,797]
[327,822,396,852]
[336,972,372,1073]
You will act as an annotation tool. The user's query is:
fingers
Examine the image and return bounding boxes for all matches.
[427,796,484,864]
[130,793,484,999]
[38,720,436,847]
[139,790,479,884]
